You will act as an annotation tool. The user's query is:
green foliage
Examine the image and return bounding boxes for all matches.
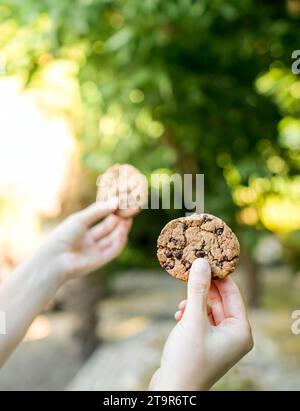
[285,230,300,272]
[1,0,300,266]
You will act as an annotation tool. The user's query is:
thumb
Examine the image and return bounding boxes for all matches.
[184,258,211,323]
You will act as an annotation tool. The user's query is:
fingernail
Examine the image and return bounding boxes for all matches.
[174,310,181,320]
[192,258,210,274]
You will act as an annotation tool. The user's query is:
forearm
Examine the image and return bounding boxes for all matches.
[0,250,63,366]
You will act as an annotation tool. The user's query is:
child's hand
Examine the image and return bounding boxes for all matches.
[149,258,253,391]
[39,199,132,283]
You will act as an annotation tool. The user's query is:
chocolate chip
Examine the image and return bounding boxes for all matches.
[203,214,212,223]
[170,238,178,245]
[215,261,222,267]
[163,260,175,269]
[216,228,224,236]
[182,259,191,269]
[195,250,206,258]
[174,250,183,260]
[165,249,173,258]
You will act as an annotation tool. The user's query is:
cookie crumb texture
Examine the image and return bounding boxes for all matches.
[97,164,148,218]
[157,213,240,281]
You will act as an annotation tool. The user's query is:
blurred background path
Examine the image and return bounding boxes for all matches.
[1,268,300,391]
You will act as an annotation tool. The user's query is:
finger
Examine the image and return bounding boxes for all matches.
[81,221,131,273]
[206,304,215,325]
[183,258,211,324]
[76,198,118,227]
[208,282,225,325]
[119,217,133,230]
[207,312,215,326]
[208,313,214,325]
[178,302,215,325]
[89,215,120,241]
[207,304,212,315]
[214,276,247,321]
[175,310,182,321]
[178,300,187,310]
[97,219,132,250]
[99,221,131,263]
[100,231,128,263]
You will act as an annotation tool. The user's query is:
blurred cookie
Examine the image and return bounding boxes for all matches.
[97,164,148,218]
[157,213,240,281]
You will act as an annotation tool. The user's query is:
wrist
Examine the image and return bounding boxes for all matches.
[149,368,210,391]
[26,248,66,292]
[149,367,210,391]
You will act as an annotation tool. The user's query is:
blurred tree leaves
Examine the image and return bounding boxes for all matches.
[1,0,300,267]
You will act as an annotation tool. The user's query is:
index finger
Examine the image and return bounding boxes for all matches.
[213,276,247,321]
[76,199,118,227]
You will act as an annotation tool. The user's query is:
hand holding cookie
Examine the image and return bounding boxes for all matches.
[149,258,253,391]
[43,200,132,281]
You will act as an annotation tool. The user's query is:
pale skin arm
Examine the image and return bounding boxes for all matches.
[0,199,132,367]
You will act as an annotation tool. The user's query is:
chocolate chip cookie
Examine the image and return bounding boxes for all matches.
[157,213,240,281]
[97,164,148,218]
